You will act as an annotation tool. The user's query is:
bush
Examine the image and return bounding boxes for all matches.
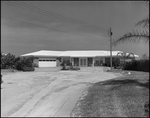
[1,52,35,72]
[70,66,80,70]
[32,63,38,67]
[123,59,149,72]
[1,53,16,69]
[61,65,69,70]
[22,67,35,71]
[15,56,35,71]
[61,62,80,70]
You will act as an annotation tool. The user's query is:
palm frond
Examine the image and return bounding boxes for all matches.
[113,30,149,46]
[135,17,149,28]
[144,0,149,4]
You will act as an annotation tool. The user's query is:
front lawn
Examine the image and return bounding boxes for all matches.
[71,71,149,117]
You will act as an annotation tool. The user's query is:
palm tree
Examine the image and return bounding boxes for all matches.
[113,1,149,46]
[115,52,135,69]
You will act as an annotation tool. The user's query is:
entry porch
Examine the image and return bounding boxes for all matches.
[60,57,106,67]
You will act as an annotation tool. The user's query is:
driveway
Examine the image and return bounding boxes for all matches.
[1,67,120,117]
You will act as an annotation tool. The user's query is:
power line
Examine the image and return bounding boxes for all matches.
[13,1,108,31]
[3,1,108,32]
[1,16,109,43]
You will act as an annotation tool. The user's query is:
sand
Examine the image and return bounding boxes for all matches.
[1,67,120,117]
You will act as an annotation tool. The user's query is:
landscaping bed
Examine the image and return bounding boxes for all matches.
[71,71,149,117]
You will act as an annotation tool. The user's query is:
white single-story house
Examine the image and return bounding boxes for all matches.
[21,50,139,67]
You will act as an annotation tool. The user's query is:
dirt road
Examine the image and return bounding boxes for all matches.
[1,67,120,117]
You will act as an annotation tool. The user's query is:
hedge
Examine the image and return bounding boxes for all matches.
[1,52,35,71]
[123,59,149,72]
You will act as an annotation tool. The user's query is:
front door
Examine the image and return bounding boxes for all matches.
[80,58,87,66]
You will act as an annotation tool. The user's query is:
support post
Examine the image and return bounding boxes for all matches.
[109,27,113,70]
[72,58,74,66]
[92,57,95,67]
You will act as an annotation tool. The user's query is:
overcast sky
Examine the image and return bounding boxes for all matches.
[1,1,149,57]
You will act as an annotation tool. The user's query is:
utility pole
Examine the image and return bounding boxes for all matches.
[109,27,113,71]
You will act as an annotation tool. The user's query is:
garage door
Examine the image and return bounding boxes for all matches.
[39,59,56,67]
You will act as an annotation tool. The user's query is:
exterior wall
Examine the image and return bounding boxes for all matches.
[61,57,71,65]
[73,58,79,66]
[60,56,119,67]
[104,57,117,66]
[87,58,93,66]
[79,57,87,66]
[60,57,106,67]
[33,58,39,67]
[56,57,61,67]
[95,57,104,66]
[103,57,105,63]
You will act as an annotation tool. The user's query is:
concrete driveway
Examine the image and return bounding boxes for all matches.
[1,67,120,117]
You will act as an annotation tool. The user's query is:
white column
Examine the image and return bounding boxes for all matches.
[70,57,71,63]
[72,58,74,66]
[103,57,105,63]
[86,58,87,67]
[79,57,80,66]
[92,57,95,67]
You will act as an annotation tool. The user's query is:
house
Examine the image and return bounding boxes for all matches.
[21,50,139,67]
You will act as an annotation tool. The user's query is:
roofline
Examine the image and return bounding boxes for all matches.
[20,50,139,57]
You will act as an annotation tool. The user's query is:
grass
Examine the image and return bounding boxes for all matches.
[71,70,149,117]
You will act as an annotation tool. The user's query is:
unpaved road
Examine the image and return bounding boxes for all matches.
[1,67,120,117]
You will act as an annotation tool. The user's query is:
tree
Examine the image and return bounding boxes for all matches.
[116,52,135,69]
[1,53,16,69]
[141,53,149,60]
[113,1,149,46]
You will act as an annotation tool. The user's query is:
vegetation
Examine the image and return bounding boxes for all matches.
[141,53,149,60]
[123,59,149,72]
[111,1,149,72]
[22,66,35,71]
[61,62,80,70]
[114,52,136,69]
[1,53,16,69]
[113,1,149,46]
[1,52,35,71]
[71,71,149,117]
[14,56,34,71]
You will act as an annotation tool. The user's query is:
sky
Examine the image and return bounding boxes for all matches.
[1,1,149,57]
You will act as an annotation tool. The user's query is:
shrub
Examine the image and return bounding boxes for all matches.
[123,59,149,72]
[61,62,80,71]
[61,66,70,70]
[15,56,35,71]
[32,63,38,67]
[1,53,16,69]
[22,66,35,71]
[70,66,80,70]
[1,52,35,72]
